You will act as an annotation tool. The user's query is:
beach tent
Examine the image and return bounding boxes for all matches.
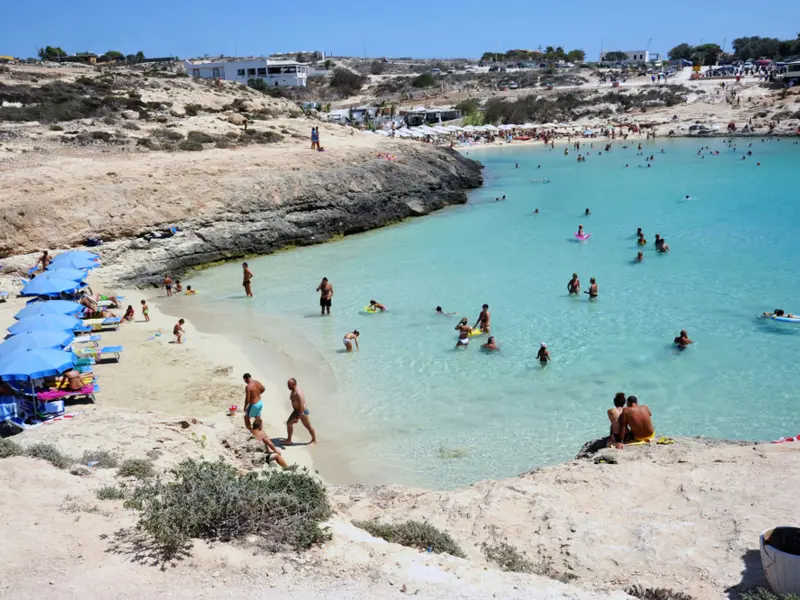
[0,348,75,382]
[0,330,74,357]
[462,125,477,132]
[406,129,426,138]
[33,268,88,283]
[8,314,85,336]
[444,126,461,132]
[20,277,83,298]
[14,300,84,320]
[483,125,499,132]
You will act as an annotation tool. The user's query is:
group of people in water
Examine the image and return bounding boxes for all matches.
[635,228,670,261]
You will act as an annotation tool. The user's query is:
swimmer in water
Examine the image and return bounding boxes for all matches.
[656,237,670,253]
[635,251,644,262]
[637,232,647,246]
[586,277,598,299]
[481,336,499,351]
[455,318,472,349]
[537,342,550,365]
[435,306,457,317]
[368,300,386,312]
[673,330,693,349]
[585,208,591,216]
[533,208,540,214]
[685,195,690,200]
[577,224,585,237]
[567,272,581,295]
[763,309,796,318]
[654,234,661,248]
[474,304,491,333]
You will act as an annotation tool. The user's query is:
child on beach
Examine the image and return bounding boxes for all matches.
[140,299,150,322]
[122,305,135,322]
[173,319,185,344]
[175,280,183,293]
[186,286,197,295]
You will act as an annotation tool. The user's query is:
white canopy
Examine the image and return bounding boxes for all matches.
[430,126,450,134]
[483,124,499,132]
[463,125,477,132]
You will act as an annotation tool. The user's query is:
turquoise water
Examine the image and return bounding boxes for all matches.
[185,138,800,489]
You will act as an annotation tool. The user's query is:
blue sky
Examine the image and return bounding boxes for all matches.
[2,0,798,60]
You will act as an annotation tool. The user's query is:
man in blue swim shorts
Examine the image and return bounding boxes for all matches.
[243,373,265,432]
[286,377,317,445]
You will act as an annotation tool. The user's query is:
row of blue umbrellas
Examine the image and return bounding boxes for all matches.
[1,251,100,384]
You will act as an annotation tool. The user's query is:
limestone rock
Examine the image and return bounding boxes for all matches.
[121,110,140,120]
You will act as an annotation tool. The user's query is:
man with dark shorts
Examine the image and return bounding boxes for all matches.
[164,274,173,297]
[242,263,254,298]
[286,378,317,444]
[316,277,333,315]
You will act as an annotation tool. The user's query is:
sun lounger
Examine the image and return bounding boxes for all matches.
[48,372,95,390]
[0,397,19,422]
[37,384,97,403]
[71,334,101,346]
[75,345,123,362]
[82,317,121,331]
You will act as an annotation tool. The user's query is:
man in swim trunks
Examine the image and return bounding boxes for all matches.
[164,274,173,297]
[317,277,333,315]
[536,342,550,365]
[286,378,317,445]
[343,330,359,352]
[656,238,670,253]
[243,373,265,432]
[242,263,254,298]
[619,396,655,444]
[455,318,471,349]
[251,417,288,468]
[674,330,693,348]
[37,250,51,272]
[567,273,580,295]
[608,392,626,448]
[587,278,598,299]
[474,304,491,333]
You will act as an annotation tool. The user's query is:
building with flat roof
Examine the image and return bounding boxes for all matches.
[183,58,307,87]
[600,50,659,63]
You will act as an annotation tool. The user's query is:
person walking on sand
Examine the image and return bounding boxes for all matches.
[242,373,265,432]
[242,263,254,298]
[286,378,317,445]
[311,127,319,150]
[250,417,288,468]
[164,274,173,297]
[343,330,359,352]
[173,318,185,344]
[140,299,150,322]
[317,277,334,315]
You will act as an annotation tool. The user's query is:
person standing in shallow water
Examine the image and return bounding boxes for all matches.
[317,277,333,315]
[242,263,254,298]
[286,378,317,445]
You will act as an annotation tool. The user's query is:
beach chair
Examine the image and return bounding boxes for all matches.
[75,345,123,363]
[36,384,97,403]
[0,397,19,423]
[71,334,101,347]
[82,317,121,331]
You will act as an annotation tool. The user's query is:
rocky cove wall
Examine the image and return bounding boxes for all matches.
[2,145,483,284]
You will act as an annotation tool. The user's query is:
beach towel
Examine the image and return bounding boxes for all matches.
[37,384,97,402]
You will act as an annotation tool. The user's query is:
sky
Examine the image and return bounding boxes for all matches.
[2,0,799,60]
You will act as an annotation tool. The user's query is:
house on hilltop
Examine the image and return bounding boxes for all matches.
[183,57,308,87]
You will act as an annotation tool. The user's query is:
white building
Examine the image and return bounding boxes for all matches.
[183,58,308,87]
[599,50,657,63]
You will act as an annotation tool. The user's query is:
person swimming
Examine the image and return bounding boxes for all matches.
[637,232,647,246]
[533,208,540,214]
[674,330,693,349]
[763,309,797,318]
[435,306,457,317]
[481,336,499,351]
[585,208,591,216]
[369,300,386,312]
[635,251,644,262]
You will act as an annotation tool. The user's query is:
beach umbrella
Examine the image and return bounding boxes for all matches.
[0,348,75,382]
[47,256,99,271]
[33,268,88,283]
[14,300,84,320]
[20,277,83,297]
[0,330,74,357]
[8,314,85,336]
[51,250,99,262]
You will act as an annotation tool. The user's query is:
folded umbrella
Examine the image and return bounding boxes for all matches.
[14,300,84,320]
[8,314,85,335]
[0,348,75,382]
[0,330,74,357]
[20,277,83,297]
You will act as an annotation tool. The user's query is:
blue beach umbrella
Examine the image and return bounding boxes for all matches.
[14,300,84,320]
[35,268,88,283]
[52,250,100,262]
[0,348,75,382]
[47,256,99,271]
[0,330,74,357]
[8,314,85,335]
[20,277,83,297]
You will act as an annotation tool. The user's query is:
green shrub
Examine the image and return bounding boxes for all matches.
[329,68,367,97]
[96,485,126,500]
[354,519,465,558]
[118,458,155,479]
[0,439,23,458]
[215,137,231,149]
[178,140,204,151]
[24,443,72,469]
[82,450,119,469]
[136,137,159,150]
[482,541,534,573]
[49,124,64,131]
[239,130,283,145]
[184,103,202,116]
[411,73,436,88]
[153,127,183,141]
[121,121,140,130]
[627,586,696,600]
[89,130,114,142]
[124,459,331,559]
[186,130,216,144]
[739,588,800,600]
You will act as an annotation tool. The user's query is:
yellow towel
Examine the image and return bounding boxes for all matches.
[626,432,656,446]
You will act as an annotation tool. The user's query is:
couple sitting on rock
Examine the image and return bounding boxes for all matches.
[607,393,655,449]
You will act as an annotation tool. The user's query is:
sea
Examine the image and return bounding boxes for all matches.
[177,137,800,490]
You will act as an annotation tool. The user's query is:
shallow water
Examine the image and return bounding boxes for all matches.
[184,137,800,489]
